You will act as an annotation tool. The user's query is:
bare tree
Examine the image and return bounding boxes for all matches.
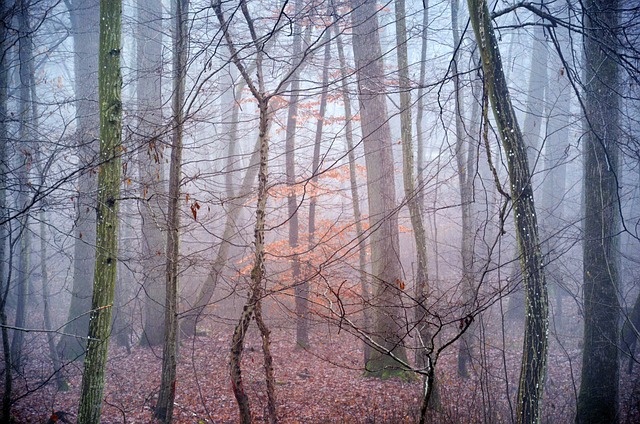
[467,0,549,422]
[577,0,621,422]
[76,0,123,421]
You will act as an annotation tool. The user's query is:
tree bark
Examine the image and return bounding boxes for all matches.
[283,0,306,348]
[576,1,620,423]
[11,0,34,371]
[467,1,549,423]
[0,0,13,418]
[350,0,409,378]
[76,1,122,421]
[332,18,372,365]
[155,0,187,422]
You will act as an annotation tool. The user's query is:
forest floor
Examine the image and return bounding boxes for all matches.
[5,314,640,423]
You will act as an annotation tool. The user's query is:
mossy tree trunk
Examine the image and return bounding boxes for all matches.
[467,1,549,423]
[76,0,122,421]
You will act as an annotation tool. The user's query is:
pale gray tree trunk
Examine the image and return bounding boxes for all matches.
[332,19,372,365]
[11,0,33,370]
[577,1,621,422]
[350,0,408,378]
[76,0,123,421]
[451,0,477,379]
[283,0,306,348]
[137,0,167,347]
[58,0,100,361]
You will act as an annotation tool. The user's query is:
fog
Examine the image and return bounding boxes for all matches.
[0,0,639,423]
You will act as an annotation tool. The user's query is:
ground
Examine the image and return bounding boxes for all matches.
[4,315,640,423]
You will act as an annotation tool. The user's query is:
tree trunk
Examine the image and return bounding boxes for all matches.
[214,2,278,422]
[451,0,477,379]
[467,1,549,423]
[76,1,122,422]
[395,0,437,406]
[137,0,167,348]
[283,0,305,348]
[155,1,187,421]
[11,0,34,371]
[350,0,408,378]
[541,10,570,331]
[332,19,372,365]
[576,1,620,423]
[0,1,13,418]
[58,0,100,361]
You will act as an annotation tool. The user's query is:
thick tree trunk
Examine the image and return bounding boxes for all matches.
[576,1,620,423]
[333,21,372,365]
[467,1,549,423]
[155,0,187,422]
[137,0,167,348]
[350,0,408,378]
[76,1,122,422]
[58,0,100,361]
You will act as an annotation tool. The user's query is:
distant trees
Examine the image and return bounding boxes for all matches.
[58,0,100,361]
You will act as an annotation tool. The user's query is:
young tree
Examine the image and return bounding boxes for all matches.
[576,0,621,422]
[76,0,123,421]
[350,0,409,377]
[155,0,188,421]
[467,0,549,423]
[0,1,12,419]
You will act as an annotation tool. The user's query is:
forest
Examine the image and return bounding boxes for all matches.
[0,0,639,423]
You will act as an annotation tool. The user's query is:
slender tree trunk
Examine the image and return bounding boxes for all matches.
[577,1,620,423]
[416,1,428,217]
[350,0,408,378]
[0,1,13,418]
[332,19,372,365]
[58,0,100,361]
[451,0,477,379]
[76,1,122,422]
[11,0,34,371]
[155,1,187,421]
[542,11,570,331]
[39,208,69,391]
[283,0,305,348]
[395,0,437,407]
[467,1,549,423]
[214,3,277,422]
[137,0,167,348]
